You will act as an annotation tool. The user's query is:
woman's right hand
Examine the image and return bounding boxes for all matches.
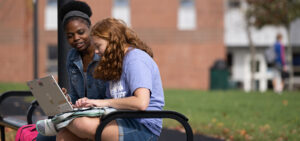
[62,87,67,95]
[62,87,73,105]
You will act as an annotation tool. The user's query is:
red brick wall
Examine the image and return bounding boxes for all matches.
[0,0,33,82]
[0,0,225,90]
[130,0,225,89]
[86,0,112,22]
[131,0,178,30]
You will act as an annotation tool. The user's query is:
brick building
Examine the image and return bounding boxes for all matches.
[0,0,225,90]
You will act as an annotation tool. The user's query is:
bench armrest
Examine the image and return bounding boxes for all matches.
[0,91,38,124]
[0,91,32,104]
[0,91,37,141]
[27,100,39,124]
[95,110,193,141]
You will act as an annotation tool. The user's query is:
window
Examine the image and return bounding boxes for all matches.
[112,0,130,26]
[47,45,58,75]
[255,60,260,73]
[177,0,196,30]
[227,53,233,75]
[293,53,300,76]
[45,0,57,30]
[255,80,260,91]
[227,0,241,9]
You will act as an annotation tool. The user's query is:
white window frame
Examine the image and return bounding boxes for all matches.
[112,0,131,26]
[177,0,196,30]
[45,0,57,30]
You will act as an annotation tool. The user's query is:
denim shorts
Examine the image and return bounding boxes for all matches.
[116,118,158,141]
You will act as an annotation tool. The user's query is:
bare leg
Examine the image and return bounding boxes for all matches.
[273,69,284,93]
[272,79,276,91]
[56,128,84,141]
[99,120,119,141]
[65,117,119,141]
[281,81,284,90]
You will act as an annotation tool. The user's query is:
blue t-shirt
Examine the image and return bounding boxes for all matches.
[274,41,284,66]
[105,48,165,136]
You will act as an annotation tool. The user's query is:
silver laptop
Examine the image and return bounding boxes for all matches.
[27,75,73,116]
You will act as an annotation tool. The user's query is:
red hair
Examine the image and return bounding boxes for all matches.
[91,18,153,81]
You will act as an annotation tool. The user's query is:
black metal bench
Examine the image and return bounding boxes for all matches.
[0,91,40,141]
[95,110,194,141]
[1,91,194,141]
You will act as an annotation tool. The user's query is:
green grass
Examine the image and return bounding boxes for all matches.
[0,82,29,93]
[1,83,299,140]
[163,90,300,141]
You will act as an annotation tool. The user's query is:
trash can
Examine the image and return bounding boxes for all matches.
[210,60,229,90]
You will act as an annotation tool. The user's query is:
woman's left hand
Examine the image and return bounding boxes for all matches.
[75,97,96,108]
[75,97,109,108]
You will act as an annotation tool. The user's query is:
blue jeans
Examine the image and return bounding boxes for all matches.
[116,118,158,141]
[36,134,55,141]
[36,119,158,141]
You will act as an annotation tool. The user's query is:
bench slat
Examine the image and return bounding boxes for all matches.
[0,117,27,130]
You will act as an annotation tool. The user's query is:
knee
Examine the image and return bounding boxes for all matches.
[56,128,84,141]
[56,128,68,141]
[72,117,91,126]
[67,117,99,139]
[71,117,96,133]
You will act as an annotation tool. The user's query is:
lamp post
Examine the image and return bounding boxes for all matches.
[33,0,38,79]
[57,0,73,88]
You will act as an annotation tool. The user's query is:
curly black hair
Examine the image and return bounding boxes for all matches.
[59,1,92,21]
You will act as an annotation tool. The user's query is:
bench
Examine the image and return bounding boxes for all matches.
[96,110,194,141]
[0,91,41,141]
[0,91,194,141]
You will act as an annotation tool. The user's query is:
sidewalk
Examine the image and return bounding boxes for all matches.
[159,128,223,141]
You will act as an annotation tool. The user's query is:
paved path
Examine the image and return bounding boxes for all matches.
[159,128,223,141]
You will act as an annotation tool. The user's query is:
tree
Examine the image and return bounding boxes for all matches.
[246,0,300,91]
[245,11,256,91]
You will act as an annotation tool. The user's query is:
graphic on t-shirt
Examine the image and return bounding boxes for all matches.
[109,81,126,98]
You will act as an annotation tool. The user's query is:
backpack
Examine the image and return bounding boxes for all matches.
[264,45,276,66]
[15,124,38,141]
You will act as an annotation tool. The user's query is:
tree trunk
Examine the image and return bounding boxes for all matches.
[246,21,256,91]
[286,28,294,91]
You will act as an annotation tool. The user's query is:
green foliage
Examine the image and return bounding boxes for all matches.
[164,89,300,140]
[246,0,300,28]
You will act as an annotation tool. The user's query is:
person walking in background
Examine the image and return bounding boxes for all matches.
[272,33,287,93]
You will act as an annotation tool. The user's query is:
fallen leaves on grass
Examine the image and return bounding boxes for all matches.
[211,118,217,123]
[5,127,13,132]
[291,129,297,134]
[237,129,253,140]
[259,124,271,132]
[222,128,230,135]
[174,125,186,133]
[276,133,288,141]
[282,100,288,106]
[239,129,247,136]
[217,122,224,128]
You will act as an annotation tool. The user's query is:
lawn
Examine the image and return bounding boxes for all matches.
[0,82,29,92]
[163,89,300,141]
[1,83,299,140]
